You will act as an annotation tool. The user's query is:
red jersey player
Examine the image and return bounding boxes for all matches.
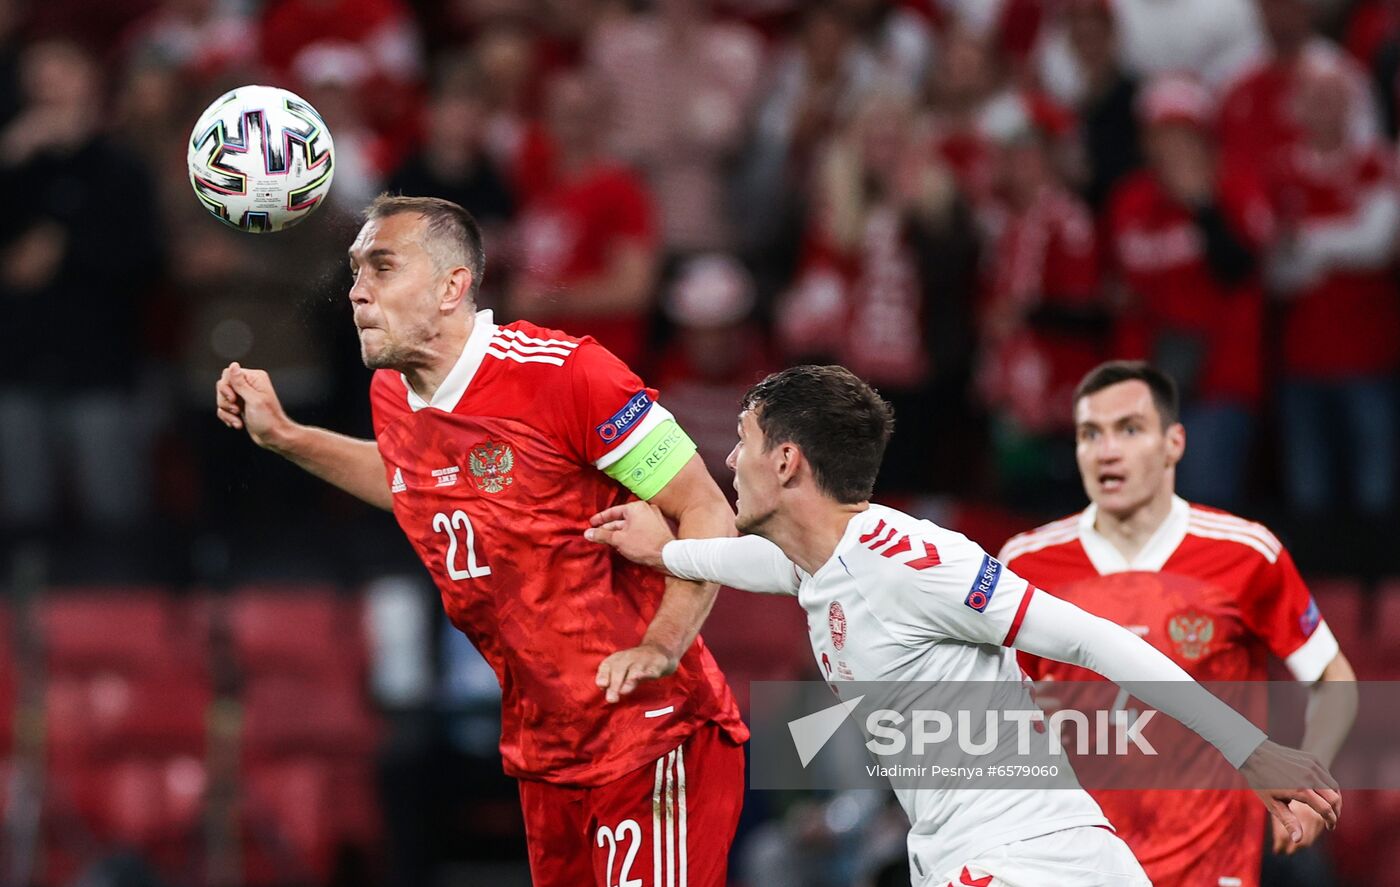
[215,195,748,887]
[999,361,1358,887]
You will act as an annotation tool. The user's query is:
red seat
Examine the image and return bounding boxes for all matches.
[1372,579,1400,657]
[701,588,811,714]
[1330,789,1379,880]
[241,674,378,760]
[241,758,337,885]
[45,669,209,762]
[78,756,205,845]
[228,586,363,679]
[1308,577,1365,655]
[37,588,176,675]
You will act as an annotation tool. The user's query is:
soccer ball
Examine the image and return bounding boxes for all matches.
[187,85,335,233]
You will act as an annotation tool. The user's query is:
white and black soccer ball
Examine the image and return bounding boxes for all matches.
[187,85,335,233]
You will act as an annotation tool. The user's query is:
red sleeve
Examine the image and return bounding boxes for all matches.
[545,340,662,466]
[1016,650,1050,680]
[1045,200,1100,304]
[1104,186,1153,359]
[1005,552,1049,679]
[1219,166,1277,251]
[369,370,408,438]
[1238,547,1325,664]
[1104,177,1140,284]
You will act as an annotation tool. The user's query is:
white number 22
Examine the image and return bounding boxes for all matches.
[596,819,642,887]
[431,510,491,580]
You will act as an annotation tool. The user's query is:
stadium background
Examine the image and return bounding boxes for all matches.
[0,0,1398,884]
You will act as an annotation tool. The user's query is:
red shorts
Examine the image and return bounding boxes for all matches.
[517,722,745,887]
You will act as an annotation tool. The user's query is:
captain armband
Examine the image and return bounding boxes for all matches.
[602,419,698,500]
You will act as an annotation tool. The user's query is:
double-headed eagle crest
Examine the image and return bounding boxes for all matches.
[1167,611,1215,661]
[468,440,515,494]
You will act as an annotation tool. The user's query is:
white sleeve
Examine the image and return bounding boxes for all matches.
[1012,590,1268,768]
[1299,186,1400,271]
[874,541,1038,649]
[661,536,801,596]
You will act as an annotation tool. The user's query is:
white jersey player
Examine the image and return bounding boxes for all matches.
[586,365,1341,887]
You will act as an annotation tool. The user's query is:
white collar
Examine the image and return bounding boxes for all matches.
[1078,495,1190,574]
[796,504,879,583]
[404,309,497,413]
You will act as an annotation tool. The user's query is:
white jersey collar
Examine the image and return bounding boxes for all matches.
[806,504,882,582]
[1078,495,1190,575]
[404,309,497,413]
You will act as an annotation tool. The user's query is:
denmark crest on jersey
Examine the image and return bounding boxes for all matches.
[468,440,515,494]
[1167,610,1215,661]
[828,601,847,651]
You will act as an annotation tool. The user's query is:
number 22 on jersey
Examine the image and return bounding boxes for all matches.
[432,510,491,579]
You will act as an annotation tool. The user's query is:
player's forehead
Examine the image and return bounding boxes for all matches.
[348,213,427,260]
[736,408,763,439]
[1074,379,1158,425]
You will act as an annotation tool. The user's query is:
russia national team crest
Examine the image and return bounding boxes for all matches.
[468,440,515,494]
[828,601,847,651]
[1167,610,1215,661]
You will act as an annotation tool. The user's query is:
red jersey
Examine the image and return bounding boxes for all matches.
[515,162,658,367]
[778,203,930,389]
[979,186,1104,433]
[1107,168,1273,404]
[370,310,747,786]
[1218,42,1374,170]
[999,497,1341,887]
[1265,142,1400,377]
[1218,58,1302,170]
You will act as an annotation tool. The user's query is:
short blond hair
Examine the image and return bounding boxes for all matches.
[365,194,485,299]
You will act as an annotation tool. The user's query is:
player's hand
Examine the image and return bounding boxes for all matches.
[216,362,295,451]
[1240,740,1341,844]
[585,501,675,572]
[596,642,675,704]
[1270,799,1329,855]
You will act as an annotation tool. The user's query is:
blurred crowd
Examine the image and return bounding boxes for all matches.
[3,0,1400,562]
[1,2,1399,886]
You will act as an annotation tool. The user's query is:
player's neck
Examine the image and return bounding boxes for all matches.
[401,317,475,403]
[766,498,869,575]
[1092,491,1174,562]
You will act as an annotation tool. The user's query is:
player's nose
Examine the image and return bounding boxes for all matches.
[725,444,738,470]
[1095,434,1124,460]
[348,275,372,305]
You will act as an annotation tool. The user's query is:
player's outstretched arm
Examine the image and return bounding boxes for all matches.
[1272,651,1357,854]
[216,362,393,511]
[1011,590,1341,841]
[590,457,734,703]
[585,500,676,571]
[587,501,800,594]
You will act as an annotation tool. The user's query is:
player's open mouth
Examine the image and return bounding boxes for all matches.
[1099,473,1125,491]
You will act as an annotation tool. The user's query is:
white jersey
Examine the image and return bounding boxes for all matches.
[665,503,1111,878]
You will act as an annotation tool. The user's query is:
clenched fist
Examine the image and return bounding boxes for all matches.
[215,362,294,451]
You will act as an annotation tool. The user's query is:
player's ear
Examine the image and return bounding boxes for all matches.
[1164,421,1186,466]
[775,442,802,486]
[440,266,473,312]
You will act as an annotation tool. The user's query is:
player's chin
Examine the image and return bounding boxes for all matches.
[735,505,772,535]
[360,338,393,369]
[1093,487,1139,515]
